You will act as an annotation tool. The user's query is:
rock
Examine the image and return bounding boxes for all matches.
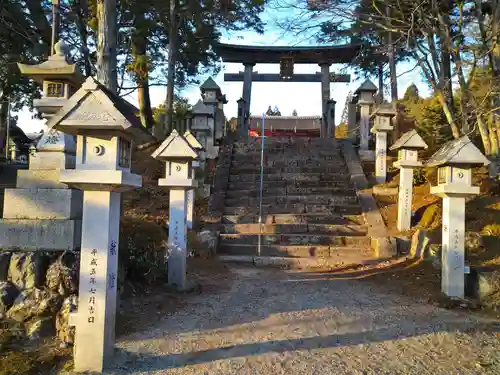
[0,252,11,281]
[45,251,79,296]
[465,232,483,251]
[56,294,77,344]
[8,252,53,290]
[426,244,442,269]
[6,287,62,322]
[0,281,19,318]
[410,229,431,258]
[195,230,219,258]
[394,236,411,255]
[25,316,55,340]
[466,268,500,302]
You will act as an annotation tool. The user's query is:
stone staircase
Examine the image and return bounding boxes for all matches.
[218,137,377,266]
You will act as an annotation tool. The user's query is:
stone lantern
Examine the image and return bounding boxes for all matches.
[200,77,222,105]
[237,97,247,140]
[426,135,490,298]
[370,104,396,184]
[390,130,428,231]
[183,130,204,230]
[355,79,377,159]
[326,99,336,138]
[48,77,153,373]
[152,129,198,290]
[18,40,84,119]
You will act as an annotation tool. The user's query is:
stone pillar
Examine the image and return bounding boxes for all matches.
[242,63,255,120]
[374,132,388,183]
[442,196,466,297]
[167,188,188,287]
[74,190,120,372]
[390,130,428,232]
[237,98,247,141]
[347,102,357,142]
[319,63,331,138]
[327,99,336,138]
[397,167,413,231]
[426,135,490,298]
[186,188,194,230]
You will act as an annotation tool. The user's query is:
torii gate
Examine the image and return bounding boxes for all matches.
[214,43,362,139]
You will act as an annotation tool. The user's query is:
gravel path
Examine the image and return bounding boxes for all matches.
[108,266,500,375]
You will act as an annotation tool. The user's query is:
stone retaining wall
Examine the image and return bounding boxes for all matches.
[0,250,78,344]
[203,135,235,227]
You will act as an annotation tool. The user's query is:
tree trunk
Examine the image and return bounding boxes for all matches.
[435,90,461,139]
[386,5,398,102]
[131,15,154,130]
[165,0,177,133]
[96,0,117,93]
[26,1,52,56]
[477,115,492,156]
[377,62,384,103]
[74,0,92,77]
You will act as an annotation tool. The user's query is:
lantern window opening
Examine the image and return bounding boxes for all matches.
[46,81,65,98]
[118,138,131,169]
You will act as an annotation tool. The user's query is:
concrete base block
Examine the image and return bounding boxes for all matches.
[3,188,82,219]
[17,170,70,189]
[0,219,81,251]
[359,150,375,161]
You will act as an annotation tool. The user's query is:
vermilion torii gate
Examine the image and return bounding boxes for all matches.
[214,43,363,139]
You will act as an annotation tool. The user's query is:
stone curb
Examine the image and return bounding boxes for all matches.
[341,141,395,258]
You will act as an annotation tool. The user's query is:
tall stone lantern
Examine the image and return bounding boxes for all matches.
[355,79,377,160]
[426,135,490,298]
[152,130,198,290]
[370,104,396,184]
[48,77,153,373]
[390,130,428,231]
[183,130,204,230]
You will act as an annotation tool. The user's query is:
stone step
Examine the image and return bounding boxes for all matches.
[230,166,348,174]
[228,173,351,183]
[218,244,374,260]
[224,195,358,207]
[232,151,343,158]
[226,180,353,191]
[219,233,371,247]
[223,203,362,216]
[231,159,347,168]
[220,223,368,236]
[222,214,365,225]
[225,186,356,198]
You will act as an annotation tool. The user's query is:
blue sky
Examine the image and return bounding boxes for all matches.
[16,7,430,134]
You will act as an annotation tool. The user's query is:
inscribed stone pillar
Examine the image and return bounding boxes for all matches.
[74,190,120,372]
[397,167,413,231]
[319,63,331,138]
[355,80,377,159]
[441,196,466,297]
[375,132,388,183]
[168,188,188,288]
[242,63,255,120]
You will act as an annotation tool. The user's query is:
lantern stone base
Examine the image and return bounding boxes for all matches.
[0,219,81,251]
[3,188,82,219]
[60,170,142,192]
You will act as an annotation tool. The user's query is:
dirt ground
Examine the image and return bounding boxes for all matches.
[70,263,500,375]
